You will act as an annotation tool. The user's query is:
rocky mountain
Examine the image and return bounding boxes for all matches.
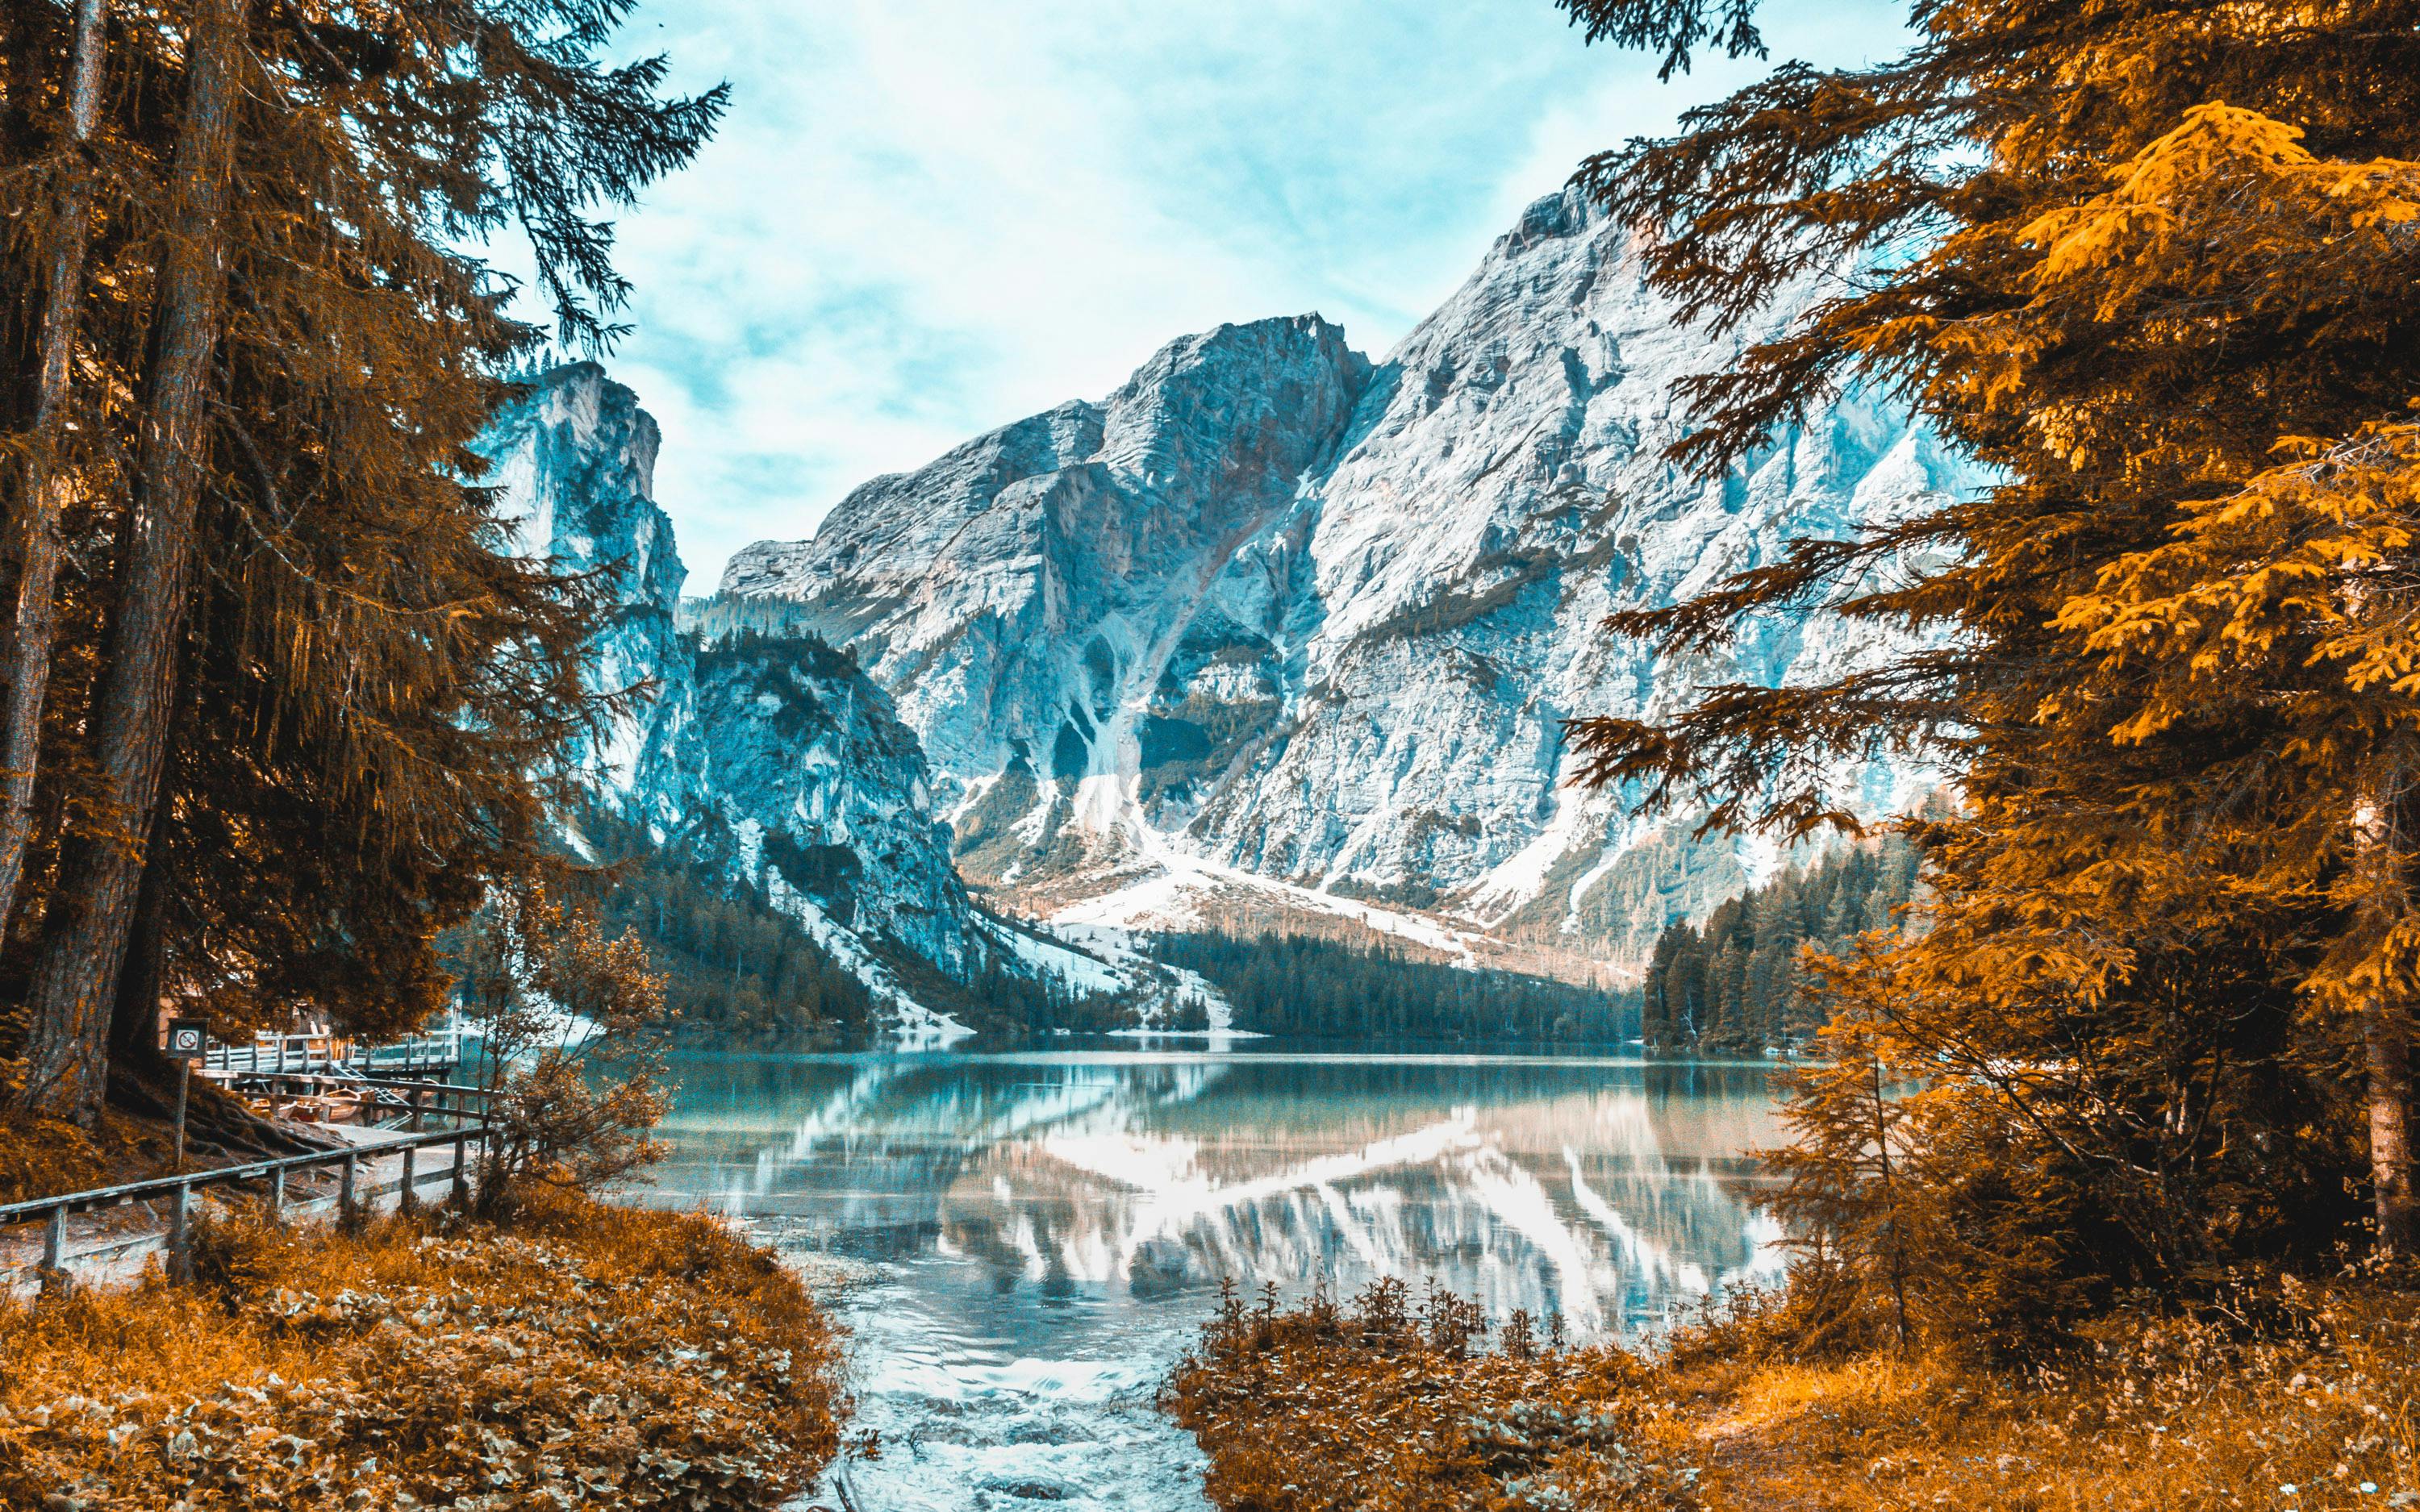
[478,361,686,786]
[477,364,1143,1037]
[712,188,1973,971]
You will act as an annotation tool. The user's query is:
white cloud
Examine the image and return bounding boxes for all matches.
[584,0,1909,585]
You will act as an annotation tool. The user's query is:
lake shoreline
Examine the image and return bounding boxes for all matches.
[644,1041,1789,1510]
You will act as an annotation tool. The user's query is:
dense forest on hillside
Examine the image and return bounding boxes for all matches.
[1151,931,1634,1043]
[1639,835,1923,1054]
[882,937,1138,1036]
[573,813,878,1043]
[574,812,1120,1042]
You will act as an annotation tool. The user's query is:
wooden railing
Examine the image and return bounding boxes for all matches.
[228,1072,499,1131]
[0,1081,496,1296]
[203,1025,468,1079]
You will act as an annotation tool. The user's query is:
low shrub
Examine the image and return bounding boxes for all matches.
[0,1189,849,1510]
[1166,1264,2420,1512]
[0,1110,135,1207]
[1163,1278,1700,1510]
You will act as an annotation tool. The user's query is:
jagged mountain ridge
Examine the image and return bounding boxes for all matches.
[715,188,1973,968]
[478,364,1139,1035]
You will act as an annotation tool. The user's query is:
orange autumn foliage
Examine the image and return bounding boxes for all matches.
[0,1190,850,1510]
[1168,1273,2420,1512]
[1555,0,2420,1335]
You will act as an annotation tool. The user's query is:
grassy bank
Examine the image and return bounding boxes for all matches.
[1164,1272,2420,1511]
[0,1191,850,1510]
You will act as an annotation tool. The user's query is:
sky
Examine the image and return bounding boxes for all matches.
[578,1,1912,587]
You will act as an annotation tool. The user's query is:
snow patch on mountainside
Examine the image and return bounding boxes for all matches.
[1045,923,1247,1036]
[1049,835,1487,965]
[736,818,972,1044]
[716,188,1976,969]
[477,364,1124,1037]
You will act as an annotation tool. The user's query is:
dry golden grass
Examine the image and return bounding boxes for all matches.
[1165,1279,1701,1510]
[0,1189,850,1510]
[1165,1269,2420,1512]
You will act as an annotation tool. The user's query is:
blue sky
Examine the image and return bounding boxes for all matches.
[587,1,1910,585]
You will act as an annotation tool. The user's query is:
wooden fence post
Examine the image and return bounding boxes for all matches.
[339,1149,358,1227]
[452,1133,469,1206]
[40,1202,67,1297]
[399,1142,418,1214]
[171,1060,192,1172]
[268,1163,286,1223]
[168,1181,192,1284]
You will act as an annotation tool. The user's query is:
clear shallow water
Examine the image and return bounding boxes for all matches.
[637,1042,1786,1512]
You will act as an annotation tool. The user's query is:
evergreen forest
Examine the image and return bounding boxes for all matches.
[575,809,1123,1042]
[573,811,878,1043]
[1638,836,1922,1054]
[1151,930,1635,1043]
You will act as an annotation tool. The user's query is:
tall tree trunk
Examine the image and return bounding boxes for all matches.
[0,0,108,939]
[2351,780,2418,1252]
[1870,1053,1910,1350]
[106,801,170,1067]
[2368,998,2415,1252]
[12,0,246,1127]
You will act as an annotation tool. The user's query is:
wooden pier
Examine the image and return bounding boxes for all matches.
[200,1015,470,1083]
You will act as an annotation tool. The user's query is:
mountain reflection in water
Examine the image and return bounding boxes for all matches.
[638,1048,1785,1512]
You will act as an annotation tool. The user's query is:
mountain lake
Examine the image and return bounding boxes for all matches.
[632,1043,1788,1511]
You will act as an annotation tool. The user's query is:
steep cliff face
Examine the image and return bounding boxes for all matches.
[1179,190,1964,964]
[718,190,1972,968]
[621,632,998,1031]
[478,361,686,786]
[711,316,1373,866]
[478,364,1125,1035]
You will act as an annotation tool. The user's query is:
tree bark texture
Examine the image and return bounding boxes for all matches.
[2370,993,2417,1252]
[15,0,246,1126]
[0,0,110,942]
[106,802,170,1064]
[2348,774,2418,1254]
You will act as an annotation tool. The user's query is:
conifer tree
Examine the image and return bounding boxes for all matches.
[0,0,105,941]
[1636,837,1919,1056]
[1558,0,2420,1306]
[0,0,725,1126]
[16,0,250,1122]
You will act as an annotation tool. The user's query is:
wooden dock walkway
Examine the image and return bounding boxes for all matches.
[202,1019,470,1083]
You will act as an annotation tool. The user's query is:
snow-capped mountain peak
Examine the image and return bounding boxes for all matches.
[711,188,1973,970]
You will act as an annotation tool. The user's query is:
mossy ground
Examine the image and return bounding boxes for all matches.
[1164,1271,2420,1511]
[0,1189,851,1510]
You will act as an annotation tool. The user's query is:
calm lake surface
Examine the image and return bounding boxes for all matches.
[637,1042,1786,1512]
